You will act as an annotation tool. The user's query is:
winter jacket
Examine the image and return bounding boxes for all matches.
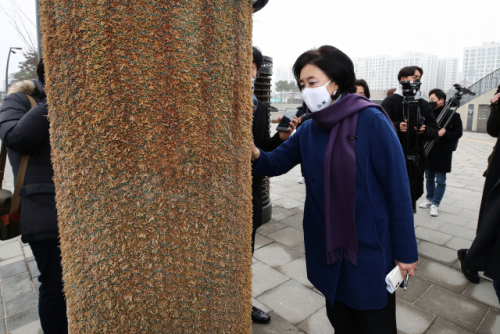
[253,107,418,310]
[0,78,58,243]
[465,101,500,281]
[426,107,463,173]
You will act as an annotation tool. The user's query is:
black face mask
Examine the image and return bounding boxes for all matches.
[429,102,438,109]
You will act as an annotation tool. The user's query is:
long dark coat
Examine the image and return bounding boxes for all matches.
[0,78,58,243]
[252,100,282,241]
[427,107,463,173]
[465,102,500,281]
[381,94,438,207]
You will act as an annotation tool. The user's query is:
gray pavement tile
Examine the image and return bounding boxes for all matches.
[272,198,304,209]
[437,204,465,215]
[396,299,436,334]
[252,298,271,313]
[444,237,472,251]
[396,276,431,304]
[280,214,304,231]
[446,180,466,188]
[252,311,304,334]
[465,219,478,230]
[2,273,34,303]
[270,193,284,201]
[0,300,4,320]
[476,308,500,334]
[414,285,489,331]
[281,191,306,202]
[0,238,18,246]
[462,279,500,309]
[269,184,293,195]
[297,307,334,334]
[5,306,39,332]
[33,278,41,296]
[9,320,43,334]
[271,178,301,188]
[257,280,324,325]
[283,184,306,194]
[267,227,304,248]
[444,186,473,195]
[253,243,302,268]
[257,220,287,236]
[415,260,470,294]
[460,209,481,220]
[415,226,453,245]
[293,243,305,254]
[277,257,313,289]
[254,234,273,251]
[27,260,39,278]
[291,207,304,214]
[439,197,457,206]
[0,242,23,262]
[414,214,446,230]
[450,199,481,211]
[434,212,471,227]
[252,261,290,297]
[271,207,297,221]
[0,260,28,279]
[5,293,38,317]
[22,247,33,262]
[425,317,473,334]
[438,224,476,241]
[417,241,458,265]
[0,323,4,334]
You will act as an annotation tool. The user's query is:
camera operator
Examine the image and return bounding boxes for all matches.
[381,66,438,210]
[419,89,463,217]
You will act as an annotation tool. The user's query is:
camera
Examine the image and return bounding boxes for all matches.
[400,80,422,97]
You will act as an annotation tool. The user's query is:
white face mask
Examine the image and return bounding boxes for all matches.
[301,80,336,112]
[251,77,256,91]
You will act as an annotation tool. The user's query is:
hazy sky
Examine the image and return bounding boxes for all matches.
[1,0,499,90]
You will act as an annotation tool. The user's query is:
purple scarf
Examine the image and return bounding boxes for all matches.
[306,93,395,265]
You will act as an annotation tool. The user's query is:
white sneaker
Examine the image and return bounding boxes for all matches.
[298,177,305,184]
[430,205,438,217]
[419,201,432,209]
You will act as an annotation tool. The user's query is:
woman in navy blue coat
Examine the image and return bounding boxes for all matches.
[251,46,418,334]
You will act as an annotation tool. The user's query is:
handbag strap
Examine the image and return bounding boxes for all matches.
[0,93,36,211]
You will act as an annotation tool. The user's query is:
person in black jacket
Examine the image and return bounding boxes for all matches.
[0,59,68,333]
[419,89,463,217]
[381,66,438,211]
[251,47,297,323]
[458,86,500,299]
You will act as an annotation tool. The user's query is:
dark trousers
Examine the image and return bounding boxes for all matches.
[326,293,397,334]
[29,239,68,334]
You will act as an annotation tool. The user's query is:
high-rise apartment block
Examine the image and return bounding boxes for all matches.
[463,41,500,85]
[437,58,459,92]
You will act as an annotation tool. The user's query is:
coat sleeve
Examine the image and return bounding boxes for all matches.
[487,103,500,138]
[381,97,402,133]
[253,126,302,177]
[369,113,418,264]
[255,101,283,152]
[0,93,49,154]
[443,113,463,140]
[419,100,438,142]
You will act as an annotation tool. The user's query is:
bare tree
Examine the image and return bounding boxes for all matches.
[0,0,37,54]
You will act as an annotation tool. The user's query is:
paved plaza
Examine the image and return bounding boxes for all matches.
[1,130,499,333]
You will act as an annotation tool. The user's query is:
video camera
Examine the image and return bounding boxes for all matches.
[399,80,425,165]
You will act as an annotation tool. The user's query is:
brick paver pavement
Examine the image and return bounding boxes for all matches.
[1,130,499,333]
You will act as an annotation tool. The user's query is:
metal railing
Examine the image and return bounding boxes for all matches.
[461,67,500,104]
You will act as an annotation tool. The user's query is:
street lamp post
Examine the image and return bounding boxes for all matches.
[5,47,22,92]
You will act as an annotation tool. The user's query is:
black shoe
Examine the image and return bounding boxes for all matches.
[457,249,480,284]
[252,306,271,324]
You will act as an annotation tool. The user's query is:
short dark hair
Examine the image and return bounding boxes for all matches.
[429,88,446,102]
[496,84,500,94]
[37,58,45,83]
[293,45,356,100]
[253,47,263,72]
[397,66,424,81]
[355,79,370,99]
